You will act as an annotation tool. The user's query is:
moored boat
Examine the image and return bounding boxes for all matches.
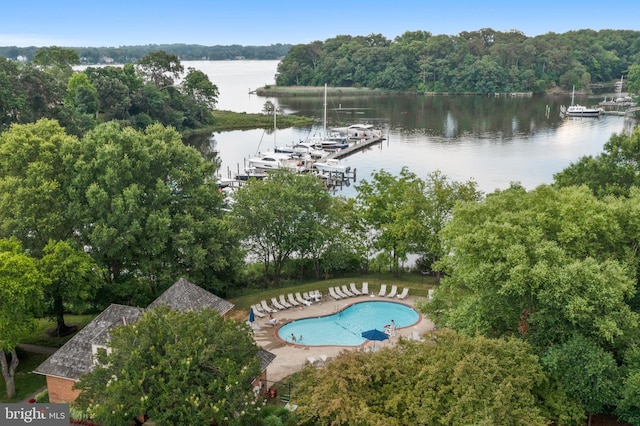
[313,158,351,174]
[562,86,603,117]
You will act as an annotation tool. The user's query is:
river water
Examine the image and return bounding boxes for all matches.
[186,60,633,196]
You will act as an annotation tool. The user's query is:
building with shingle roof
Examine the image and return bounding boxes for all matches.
[34,278,275,403]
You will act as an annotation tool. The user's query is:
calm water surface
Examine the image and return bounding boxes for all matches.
[186,60,633,195]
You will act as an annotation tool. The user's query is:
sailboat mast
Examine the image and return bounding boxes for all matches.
[273,101,277,148]
[323,84,327,139]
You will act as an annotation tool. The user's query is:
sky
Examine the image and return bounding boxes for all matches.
[1,0,639,47]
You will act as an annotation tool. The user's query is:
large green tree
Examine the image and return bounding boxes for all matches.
[68,121,240,303]
[0,238,46,399]
[231,169,333,285]
[0,119,79,256]
[293,331,572,425]
[38,240,102,335]
[74,306,263,426]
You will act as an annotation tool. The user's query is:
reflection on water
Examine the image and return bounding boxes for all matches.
[183,61,634,196]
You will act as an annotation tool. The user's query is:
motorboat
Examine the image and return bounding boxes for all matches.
[313,158,350,174]
[275,142,327,159]
[246,152,306,173]
[331,124,383,142]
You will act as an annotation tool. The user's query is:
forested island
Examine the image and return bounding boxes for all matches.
[275,28,640,94]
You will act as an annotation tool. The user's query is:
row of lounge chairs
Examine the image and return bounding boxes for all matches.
[329,283,410,300]
[251,291,322,317]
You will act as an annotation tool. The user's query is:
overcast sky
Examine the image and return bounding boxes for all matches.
[2,0,639,47]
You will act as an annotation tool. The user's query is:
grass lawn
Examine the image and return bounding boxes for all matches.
[0,348,48,402]
[19,314,96,347]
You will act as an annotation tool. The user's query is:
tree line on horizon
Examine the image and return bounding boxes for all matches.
[0,43,293,64]
[276,28,640,94]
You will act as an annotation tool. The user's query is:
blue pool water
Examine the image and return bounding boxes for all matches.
[277,301,420,346]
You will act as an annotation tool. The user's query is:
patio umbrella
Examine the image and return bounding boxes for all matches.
[249,308,255,324]
[361,329,388,350]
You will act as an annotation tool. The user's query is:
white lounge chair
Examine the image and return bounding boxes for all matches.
[386,285,398,298]
[260,300,276,313]
[329,287,342,300]
[312,290,322,301]
[349,282,361,295]
[396,287,409,299]
[361,282,369,295]
[341,285,354,297]
[251,305,266,318]
[307,356,317,366]
[334,286,347,298]
[271,297,286,310]
[287,293,300,307]
[428,288,435,300]
[378,284,387,297]
[279,294,292,309]
[296,292,312,306]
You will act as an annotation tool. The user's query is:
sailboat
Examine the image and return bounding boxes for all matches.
[310,85,350,151]
[562,86,603,117]
[246,103,307,173]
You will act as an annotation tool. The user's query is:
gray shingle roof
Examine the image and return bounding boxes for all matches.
[147,277,234,315]
[33,304,143,380]
[34,278,274,381]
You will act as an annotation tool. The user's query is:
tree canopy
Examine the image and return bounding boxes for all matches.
[276,29,640,93]
[292,331,568,425]
[74,306,264,426]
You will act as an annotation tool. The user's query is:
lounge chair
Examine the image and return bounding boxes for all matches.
[302,291,311,300]
[279,294,293,309]
[271,297,286,310]
[341,285,354,297]
[386,285,398,298]
[307,356,317,366]
[349,282,361,295]
[334,286,347,298]
[296,292,312,306]
[329,287,342,300]
[287,293,300,307]
[312,290,322,301]
[378,284,387,297]
[361,282,369,295]
[260,300,276,313]
[428,288,434,300]
[396,287,409,299]
[251,305,266,318]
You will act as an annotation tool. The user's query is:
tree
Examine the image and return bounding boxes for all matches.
[554,126,640,198]
[74,306,263,426]
[136,50,184,89]
[429,184,638,345]
[355,167,421,276]
[292,331,561,425]
[0,238,46,398]
[38,240,102,336]
[0,119,80,257]
[413,170,481,282]
[542,336,620,425]
[628,64,640,94]
[231,169,332,285]
[182,67,219,110]
[64,73,98,114]
[68,122,240,303]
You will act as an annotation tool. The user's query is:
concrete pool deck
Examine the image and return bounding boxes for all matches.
[250,293,434,383]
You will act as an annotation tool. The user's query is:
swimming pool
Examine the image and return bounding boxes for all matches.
[277,301,420,346]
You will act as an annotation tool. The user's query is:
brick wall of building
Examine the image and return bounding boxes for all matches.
[46,376,81,403]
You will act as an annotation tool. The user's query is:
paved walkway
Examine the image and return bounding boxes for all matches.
[250,293,434,383]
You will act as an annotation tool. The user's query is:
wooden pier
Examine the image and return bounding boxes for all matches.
[326,136,385,160]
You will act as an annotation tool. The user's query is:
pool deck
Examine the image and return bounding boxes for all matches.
[251,293,434,383]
